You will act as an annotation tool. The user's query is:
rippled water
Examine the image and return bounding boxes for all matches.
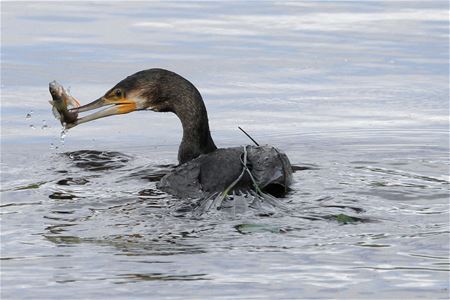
[1,1,449,299]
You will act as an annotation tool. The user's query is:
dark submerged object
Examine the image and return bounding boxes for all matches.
[66,69,293,199]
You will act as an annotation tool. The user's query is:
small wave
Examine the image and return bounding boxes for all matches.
[62,150,132,171]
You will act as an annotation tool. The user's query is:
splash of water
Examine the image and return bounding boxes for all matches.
[25,110,34,119]
[50,143,59,150]
[60,127,68,145]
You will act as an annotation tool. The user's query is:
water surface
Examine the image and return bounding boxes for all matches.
[1,1,449,299]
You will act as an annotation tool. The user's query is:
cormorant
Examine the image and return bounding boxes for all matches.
[67,69,292,199]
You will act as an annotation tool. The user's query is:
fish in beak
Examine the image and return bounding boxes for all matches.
[49,81,80,125]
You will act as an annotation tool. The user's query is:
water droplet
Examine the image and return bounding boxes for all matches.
[25,113,32,119]
[50,143,55,149]
[60,128,68,144]
[29,124,35,129]
[69,154,74,159]
[41,120,48,130]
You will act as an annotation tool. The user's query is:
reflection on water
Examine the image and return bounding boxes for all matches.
[1,1,449,299]
[64,150,132,171]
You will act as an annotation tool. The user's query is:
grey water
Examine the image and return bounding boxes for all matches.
[1,1,449,299]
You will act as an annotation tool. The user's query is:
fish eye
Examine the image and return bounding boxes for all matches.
[114,89,122,98]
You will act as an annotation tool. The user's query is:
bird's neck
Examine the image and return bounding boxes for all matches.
[172,92,217,164]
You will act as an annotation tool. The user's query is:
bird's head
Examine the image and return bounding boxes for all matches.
[67,69,179,128]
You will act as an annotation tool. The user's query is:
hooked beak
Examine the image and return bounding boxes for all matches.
[67,97,136,128]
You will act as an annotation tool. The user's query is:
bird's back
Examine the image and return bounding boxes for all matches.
[157,145,292,199]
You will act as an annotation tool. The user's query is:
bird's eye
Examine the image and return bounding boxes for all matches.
[114,89,122,98]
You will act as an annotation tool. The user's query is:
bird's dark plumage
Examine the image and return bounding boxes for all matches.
[110,69,217,164]
[157,145,292,199]
[70,68,293,199]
